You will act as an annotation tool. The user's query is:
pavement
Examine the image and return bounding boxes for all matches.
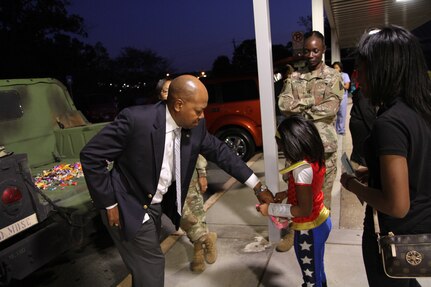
[118,98,431,287]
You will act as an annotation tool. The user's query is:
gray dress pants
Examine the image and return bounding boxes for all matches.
[101,204,164,287]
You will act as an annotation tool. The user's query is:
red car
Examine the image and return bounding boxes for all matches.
[201,75,262,161]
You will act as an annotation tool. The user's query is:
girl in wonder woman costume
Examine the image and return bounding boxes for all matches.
[258,115,332,287]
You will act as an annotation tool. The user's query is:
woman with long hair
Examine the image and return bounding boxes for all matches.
[341,25,431,287]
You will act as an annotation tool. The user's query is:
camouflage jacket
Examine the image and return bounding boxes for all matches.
[278,64,344,153]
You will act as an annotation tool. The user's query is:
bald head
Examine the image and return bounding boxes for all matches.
[167,75,206,104]
[167,74,208,129]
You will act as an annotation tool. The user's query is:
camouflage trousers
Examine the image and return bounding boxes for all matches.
[323,152,337,209]
[180,178,208,243]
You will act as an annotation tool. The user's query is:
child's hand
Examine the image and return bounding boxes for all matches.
[256,203,269,216]
[274,191,287,203]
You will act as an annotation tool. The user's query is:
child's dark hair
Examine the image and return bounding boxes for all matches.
[277,115,325,169]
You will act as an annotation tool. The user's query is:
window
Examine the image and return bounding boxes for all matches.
[0,90,24,122]
[206,79,258,104]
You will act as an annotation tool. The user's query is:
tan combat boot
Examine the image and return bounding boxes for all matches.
[202,232,218,264]
[190,242,206,273]
[276,228,294,252]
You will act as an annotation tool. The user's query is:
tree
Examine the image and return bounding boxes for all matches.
[229,40,292,75]
[211,55,232,76]
[0,1,171,98]
[109,47,171,109]
[0,0,88,78]
[297,15,312,34]
[212,14,314,75]
[113,47,170,83]
[231,39,258,73]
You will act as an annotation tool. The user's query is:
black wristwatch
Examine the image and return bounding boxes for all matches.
[254,184,268,196]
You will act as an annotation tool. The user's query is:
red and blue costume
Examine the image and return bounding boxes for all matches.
[286,160,332,287]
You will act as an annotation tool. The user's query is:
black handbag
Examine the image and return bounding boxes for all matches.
[373,209,431,278]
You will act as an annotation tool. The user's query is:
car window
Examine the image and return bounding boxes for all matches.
[0,90,24,122]
[206,79,258,104]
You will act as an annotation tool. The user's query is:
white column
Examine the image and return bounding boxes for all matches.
[331,28,340,64]
[252,0,280,242]
[323,0,339,65]
[312,0,325,62]
[312,0,325,34]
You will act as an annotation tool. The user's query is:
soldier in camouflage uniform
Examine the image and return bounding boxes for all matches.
[276,31,343,252]
[180,154,217,273]
[278,31,343,209]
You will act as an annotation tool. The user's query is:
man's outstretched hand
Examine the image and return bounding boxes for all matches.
[257,189,275,204]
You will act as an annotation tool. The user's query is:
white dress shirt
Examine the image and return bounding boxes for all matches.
[141,108,179,222]
[152,107,179,203]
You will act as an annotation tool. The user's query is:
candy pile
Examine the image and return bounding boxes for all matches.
[34,162,84,190]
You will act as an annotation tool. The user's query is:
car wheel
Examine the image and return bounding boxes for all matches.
[216,127,256,161]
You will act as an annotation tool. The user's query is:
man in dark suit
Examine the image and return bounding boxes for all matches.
[80,75,274,287]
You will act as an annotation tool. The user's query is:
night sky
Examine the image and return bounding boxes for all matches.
[69,1,311,73]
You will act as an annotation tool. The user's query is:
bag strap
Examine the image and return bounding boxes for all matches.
[373,208,381,235]
[373,208,383,253]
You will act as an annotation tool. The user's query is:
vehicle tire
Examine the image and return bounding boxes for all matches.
[216,127,256,162]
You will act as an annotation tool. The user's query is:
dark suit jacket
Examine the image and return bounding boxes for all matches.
[80,102,254,240]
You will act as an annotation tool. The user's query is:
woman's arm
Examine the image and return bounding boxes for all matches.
[341,155,410,218]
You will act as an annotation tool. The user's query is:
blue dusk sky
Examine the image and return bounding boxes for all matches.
[69,1,311,73]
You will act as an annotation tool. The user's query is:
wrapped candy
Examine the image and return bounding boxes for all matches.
[34,162,83,190]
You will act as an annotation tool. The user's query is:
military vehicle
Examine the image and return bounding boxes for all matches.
[0,78,108,285]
